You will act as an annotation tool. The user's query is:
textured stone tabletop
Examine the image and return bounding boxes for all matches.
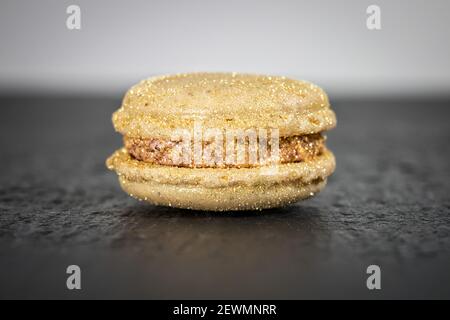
[0,96,449,299]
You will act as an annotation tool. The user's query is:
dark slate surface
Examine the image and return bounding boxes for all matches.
[0,95,449,299]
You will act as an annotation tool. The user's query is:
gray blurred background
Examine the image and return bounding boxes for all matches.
[1,0,449,97]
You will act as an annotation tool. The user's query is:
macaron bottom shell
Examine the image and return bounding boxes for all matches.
[107,149,335,211]
[119,175,327,211]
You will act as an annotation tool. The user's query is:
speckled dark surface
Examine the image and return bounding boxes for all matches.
[0,96,449,299]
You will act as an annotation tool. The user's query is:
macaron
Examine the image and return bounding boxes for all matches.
[107,73,336,211]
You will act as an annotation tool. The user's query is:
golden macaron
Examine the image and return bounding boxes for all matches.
[107,72,336,211]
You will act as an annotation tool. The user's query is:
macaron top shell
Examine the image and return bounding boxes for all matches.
[112,73,336,139]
